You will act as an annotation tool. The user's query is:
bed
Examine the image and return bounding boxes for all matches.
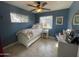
[16,24,42,47]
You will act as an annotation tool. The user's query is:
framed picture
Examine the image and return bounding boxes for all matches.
[10,12,29,23]
[73,15,79,25]
[56,16,63,25]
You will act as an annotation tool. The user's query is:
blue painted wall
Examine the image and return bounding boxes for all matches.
[35,9,69,36]
[68,1,79,30]
[0,1,72,47]
[0,2,35,47]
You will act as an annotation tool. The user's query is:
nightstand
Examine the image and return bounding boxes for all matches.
[41,29,49,39]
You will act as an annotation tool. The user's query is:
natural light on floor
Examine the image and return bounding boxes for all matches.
[56,43,58,48]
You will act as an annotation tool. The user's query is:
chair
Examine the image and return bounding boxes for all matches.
[56,30,78,57]
[58,42,78,57]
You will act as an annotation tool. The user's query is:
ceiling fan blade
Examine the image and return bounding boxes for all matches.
[42,2,47,7]
[34,1,41,5]
[31,9,36,11]
[42,8,50,10]
[27,4,36,7]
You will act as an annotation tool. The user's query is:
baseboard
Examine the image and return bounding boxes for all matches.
[3,41,18,49]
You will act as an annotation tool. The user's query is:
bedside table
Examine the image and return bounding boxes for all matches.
[41,29,49,39]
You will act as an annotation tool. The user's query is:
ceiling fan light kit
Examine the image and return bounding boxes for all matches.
[36,8,43,13]
[27,1,50,13]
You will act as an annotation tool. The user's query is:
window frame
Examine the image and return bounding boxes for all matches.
[40,15,53,29]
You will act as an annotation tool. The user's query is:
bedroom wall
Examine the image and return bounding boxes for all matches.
[0,2,35,47]
[35,9,69,36]
[68,1,79,30]
[68,2,79,57]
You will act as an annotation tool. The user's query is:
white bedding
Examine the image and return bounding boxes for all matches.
[16,28,42,47]
[32,29,42,36]
[17,29,42,37]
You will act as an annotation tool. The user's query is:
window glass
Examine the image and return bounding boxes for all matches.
[10,12,29,23]
[40,16,53,29]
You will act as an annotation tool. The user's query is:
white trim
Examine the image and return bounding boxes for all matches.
[40,15,53,29]
[77,46,79,57]
[73,15,79,25]
[56,16,63,25]
[3,41,18,49]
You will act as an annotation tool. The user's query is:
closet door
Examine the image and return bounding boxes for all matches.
[0,37,4,57]
[0,16,4,57]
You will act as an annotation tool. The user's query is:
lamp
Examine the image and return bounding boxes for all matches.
[40,16,52,39]
[42,22,51,29]
[41,22,51,34]
[35,8,43,13]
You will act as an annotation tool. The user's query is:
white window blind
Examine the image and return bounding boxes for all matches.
[10,12,29,23]
[40,16,53,29]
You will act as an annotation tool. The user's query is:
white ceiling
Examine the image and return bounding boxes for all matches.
[4,1,73,13]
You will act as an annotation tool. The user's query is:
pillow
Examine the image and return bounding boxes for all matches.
[27,30,33,39]
[32,24,41,29]
[32,25,37,29]
[66,29,72,34]
[16,29,33,39]
[65,30,74,43]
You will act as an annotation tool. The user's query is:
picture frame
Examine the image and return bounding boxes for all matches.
[10,12,29,23]
[73,14,79,25]
[56,16,63,25]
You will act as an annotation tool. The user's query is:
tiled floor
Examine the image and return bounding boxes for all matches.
[4,37,58,57]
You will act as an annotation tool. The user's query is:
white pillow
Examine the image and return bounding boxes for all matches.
[32,24,41,29]
[32,25,37,28]
[26,30,33,39]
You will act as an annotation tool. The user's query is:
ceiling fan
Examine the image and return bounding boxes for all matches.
[27,1,50,13]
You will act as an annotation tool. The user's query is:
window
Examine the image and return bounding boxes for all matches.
[10,12,29,23]
[40,16,53,29]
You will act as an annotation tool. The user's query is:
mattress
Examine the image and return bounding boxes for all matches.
[17,28,42,40]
